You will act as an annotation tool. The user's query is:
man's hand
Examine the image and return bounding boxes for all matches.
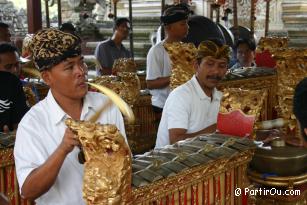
[146,76,170,89]
[21,128,81,200]
[58,128,80,155]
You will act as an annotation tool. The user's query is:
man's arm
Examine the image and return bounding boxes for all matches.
[21,128,79,200]
[146,76,170,89]
[94,43,112,75]
[146,45,171,89]
[169,124,217,144]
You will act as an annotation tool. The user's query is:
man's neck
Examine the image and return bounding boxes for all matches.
[111,34,123,48]
[164,36,182,44]
[51,90,83,120]
[195,76,214,99]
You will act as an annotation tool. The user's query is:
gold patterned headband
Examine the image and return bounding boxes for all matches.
[197,40,230,62]
[30,28,81,71]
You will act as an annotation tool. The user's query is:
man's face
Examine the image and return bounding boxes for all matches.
[0,27,11,42]
[196,56,228,90]
[116,22,130,39]
[0,51,20,76]
[236,43,255,66]
[42,56,88,100]
[168,19,189,40]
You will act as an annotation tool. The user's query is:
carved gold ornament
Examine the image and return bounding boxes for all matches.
[65,119,132,205]
[91,72,140,107]
[273,49,307,124]
[164,42,197,89]
[220,88,268,122]
[87,82,135,124]
[256,37,288,53]
[112,58,137,73]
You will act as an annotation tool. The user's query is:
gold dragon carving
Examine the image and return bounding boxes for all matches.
[164,42,197,90]
[65,119,132,205]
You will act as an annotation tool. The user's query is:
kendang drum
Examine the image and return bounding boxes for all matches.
[132,134,256,204]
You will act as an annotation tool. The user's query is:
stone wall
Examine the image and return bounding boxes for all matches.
[0,0,27,36]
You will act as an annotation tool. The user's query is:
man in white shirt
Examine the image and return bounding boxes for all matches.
[14,29,127,205]
[146,3,190,120]
[155,40,230,148]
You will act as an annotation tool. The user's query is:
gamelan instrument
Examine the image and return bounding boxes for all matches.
[0,132,33,205]
[132,134,256,204]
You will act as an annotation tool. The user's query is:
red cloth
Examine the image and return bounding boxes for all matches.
[255,50,276,68]
[217,110,255,138]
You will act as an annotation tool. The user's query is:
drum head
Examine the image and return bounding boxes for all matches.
[218,23,234,48]
[229,25,256,43]
[183,15,225,47]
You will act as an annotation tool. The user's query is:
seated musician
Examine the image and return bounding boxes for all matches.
[14,29,127,204]
[155,39,230,148]
[293,77,307,144]
[0,43,29,132]
[230,38,256,70]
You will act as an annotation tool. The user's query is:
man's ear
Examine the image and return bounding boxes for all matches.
[41,71,51,86]
[304,128,307,138]
[193,59,199,72]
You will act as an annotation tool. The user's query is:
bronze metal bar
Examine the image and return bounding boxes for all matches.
[57,0,62,27]
[216,6,220,23]
[232,0,239,41]
[128,0,134,58]
[114,2,117,19]
[45,0,50,28]
[250,0,256,38]
[265,0,270,37]
[161,0,165,40]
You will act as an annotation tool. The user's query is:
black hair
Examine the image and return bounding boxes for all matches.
[113,18,130,30]
[0,43,17,63]
[0,22,9,29]
[293,77,307,141]
[60,22,76,33]
[0,43,17,54]
[235,38,256,51]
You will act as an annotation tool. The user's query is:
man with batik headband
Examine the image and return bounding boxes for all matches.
[14,29,127,205]
[146,3,190,124]
[155,39,230,149]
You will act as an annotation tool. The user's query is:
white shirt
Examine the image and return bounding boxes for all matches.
[14,91,126,205]
[146,40,171,109]
[155,75,222,149]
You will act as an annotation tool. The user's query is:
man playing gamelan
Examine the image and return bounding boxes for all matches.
[14,29,127,205]
[155,39,230,149]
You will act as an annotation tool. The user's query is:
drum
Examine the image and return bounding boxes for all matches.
[183,15,225,47]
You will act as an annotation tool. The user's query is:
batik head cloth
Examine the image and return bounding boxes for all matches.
[160,3,190,25]
[197,40,230,62]
[30,28,81,71]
